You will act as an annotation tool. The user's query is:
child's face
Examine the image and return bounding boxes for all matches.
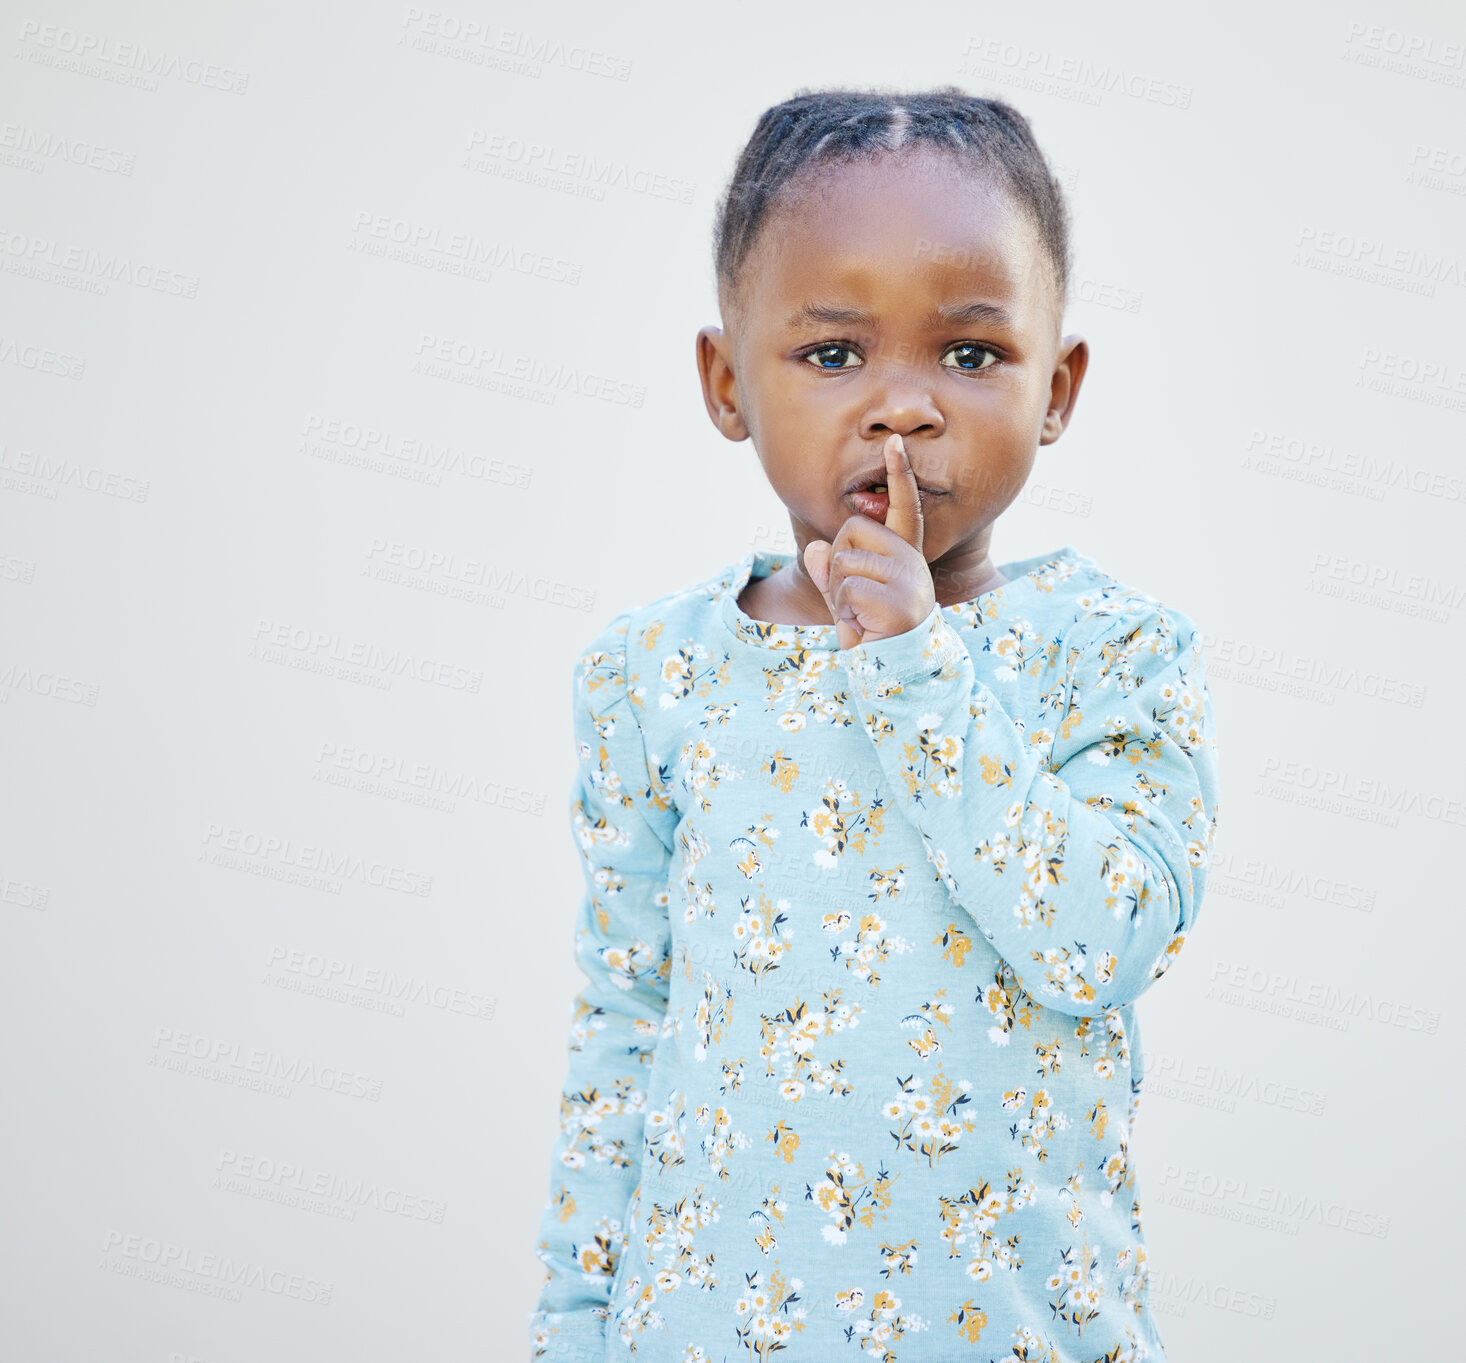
[698,148,1088,586]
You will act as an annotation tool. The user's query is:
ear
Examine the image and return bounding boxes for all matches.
[1039,333,1090,445]
[696,326,749,442]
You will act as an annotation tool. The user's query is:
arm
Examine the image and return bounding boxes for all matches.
[834,599,1221,1018]
[529,611,677,1361]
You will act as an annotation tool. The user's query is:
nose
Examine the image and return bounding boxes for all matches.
[857,358,945,441]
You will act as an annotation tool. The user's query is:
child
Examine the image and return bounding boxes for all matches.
[528,87,1221,1363]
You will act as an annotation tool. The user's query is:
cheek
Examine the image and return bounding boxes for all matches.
[961,376,1043,430]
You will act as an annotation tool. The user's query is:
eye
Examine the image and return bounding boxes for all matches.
[941,342,1000,372]
[800,343,863,371]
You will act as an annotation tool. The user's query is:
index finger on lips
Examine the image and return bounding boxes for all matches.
[883,433,924,552]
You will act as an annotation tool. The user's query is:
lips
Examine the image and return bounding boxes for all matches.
[849,487,893,522]
[843,465,946,497]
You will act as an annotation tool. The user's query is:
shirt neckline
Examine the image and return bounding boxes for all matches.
[718,544,1082,650]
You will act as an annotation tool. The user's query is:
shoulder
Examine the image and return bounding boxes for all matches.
[571,552,747,694]
[567,558,744,842]
[1039,548,1204,654]
[1041,556,1218,768]
[1021,550,1209,700]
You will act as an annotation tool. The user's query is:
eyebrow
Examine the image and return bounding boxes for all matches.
[783,300,1016,330]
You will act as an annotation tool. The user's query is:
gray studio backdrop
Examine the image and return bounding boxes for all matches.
[2,0,1461,1358]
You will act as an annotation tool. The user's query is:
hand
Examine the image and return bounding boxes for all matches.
[803,433,936,651]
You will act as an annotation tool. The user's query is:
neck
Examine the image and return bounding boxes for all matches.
[768,538,1007,620]
[930,555,1009,605]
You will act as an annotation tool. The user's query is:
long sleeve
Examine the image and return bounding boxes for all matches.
[529,611,677,1362]
[833,597,1220,1019]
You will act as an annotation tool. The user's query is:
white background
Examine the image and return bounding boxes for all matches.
[2,1,1462,1358]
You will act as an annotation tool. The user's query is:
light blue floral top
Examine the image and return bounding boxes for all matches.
[529,544,1222,1363]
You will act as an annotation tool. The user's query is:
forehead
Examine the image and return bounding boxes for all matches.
[743,150,1055,331]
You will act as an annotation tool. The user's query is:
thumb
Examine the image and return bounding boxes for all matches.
[804,540,831,597]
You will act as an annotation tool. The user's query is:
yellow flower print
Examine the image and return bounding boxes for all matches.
[893,712,964,803]
[865,864,907,901]
[572,1214,623,1277]
[878,1238,919,1277]
[1027,724,1056,753]
[1094,1009,1131,1076]
[633,619,663,653]
[733,1263,807,1358]
[758,992,862,1100]
[1003,1085,1071,1162]
[1153,670,1209,757]
[659,640,731,708]
[900,989,954,1041]
[886,1068,976,1167]
[837,1283,928,1358]
[614,1187,721,1350]
[976,751,1019,790]
[694,1102,751,1181]
[973,800,1068,930]
[732,893,793,983]
[1033,1037,1064,1079]
[719,1056,746,1095]
[764,750,800,793]
[678,823,716,923]
[1090,613,1172,698]
[1029,943,1097,1008]
[990,618,1048,682]
[804,1150,900,1245]
[1147,930,1188,981]
[826,911,912,987]
[1182,790,1217,847]
[981,961,1040,1046]
[1085,716,1165,770]
[767,1120,799,1164]
[596,938,664,993]
[757,649,858,730]
[1116,1241,1149,1315]
[1099,1140,1132,1200]
[1046,1238,1103,1335]
[1058,1166,1086,1228]
[803,780,888,868]
[643,1089,687,1175]
[567,995,611,1055]
[936,1167,1032,1280]
[749,1185,788,1256]
[691,973,735,1062]
[701,701,739,729]
[931,923,972,969]
[679,737,738,814]
[558,1077,645,1172]
[731,817,781,878]
[948,1299,989,1344]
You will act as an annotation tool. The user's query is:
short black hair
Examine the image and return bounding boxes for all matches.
[713,86,1072,324]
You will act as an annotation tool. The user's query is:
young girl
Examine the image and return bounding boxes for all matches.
[528,87,1221,1363]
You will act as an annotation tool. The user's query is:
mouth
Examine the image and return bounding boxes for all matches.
[843,467,947,499]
